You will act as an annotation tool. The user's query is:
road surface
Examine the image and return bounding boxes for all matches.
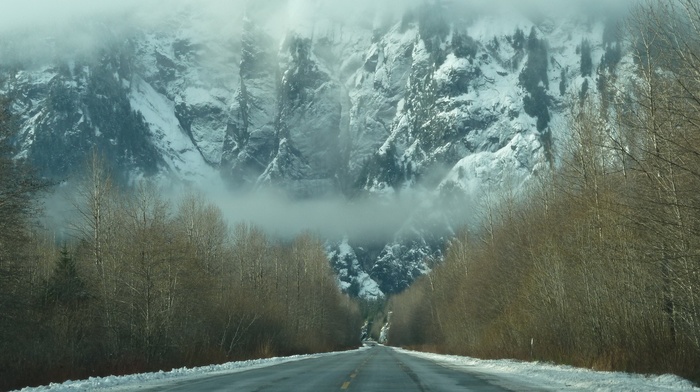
[137,345,545,391]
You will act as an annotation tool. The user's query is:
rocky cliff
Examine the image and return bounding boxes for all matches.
[0,1,625,297]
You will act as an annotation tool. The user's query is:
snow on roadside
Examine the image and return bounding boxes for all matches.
[13,350,361,392]
[395,348,699,392]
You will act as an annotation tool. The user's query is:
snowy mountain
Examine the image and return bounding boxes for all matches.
[0,1,625,298]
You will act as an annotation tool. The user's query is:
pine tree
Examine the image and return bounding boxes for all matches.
[46,245,89,307]
[580,39,593,77]
[559,67,569,96]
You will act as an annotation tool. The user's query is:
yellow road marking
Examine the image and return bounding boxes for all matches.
[342,351,375,389]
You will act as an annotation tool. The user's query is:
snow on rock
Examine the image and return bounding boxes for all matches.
[439,132,543,194]
[129,76,219,184]
[177,86,229,164]
[328,238,384,300]
[357,271,383,300]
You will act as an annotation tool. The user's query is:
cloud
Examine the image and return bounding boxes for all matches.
[0,0,640,35]
[0,0,249,64]
[204,186,436,243]
[0,0,146,34]
[0,0,638,61]
[45,175,444,244]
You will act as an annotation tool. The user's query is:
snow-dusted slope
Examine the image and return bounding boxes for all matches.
[0,2,625,297]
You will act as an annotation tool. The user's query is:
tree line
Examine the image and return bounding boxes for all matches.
[0,142,361,390]
[387,0,700,383]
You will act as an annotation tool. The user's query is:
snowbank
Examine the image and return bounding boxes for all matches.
[395,348,699,392]
[14,350,354,392]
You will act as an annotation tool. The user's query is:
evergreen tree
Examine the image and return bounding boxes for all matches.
[520,28,549,91]
[579,79,589,104]
[580,39,593,77]
[519,28,551,131]
[46,245,89,307]
[559,67,569,96]
[512,28,525,51]
[601,44,622,73]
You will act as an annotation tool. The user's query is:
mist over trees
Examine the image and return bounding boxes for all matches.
[0,146,361,391]
[387,0,700,382]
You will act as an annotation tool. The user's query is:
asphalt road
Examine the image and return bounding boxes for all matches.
[136,345,545,392]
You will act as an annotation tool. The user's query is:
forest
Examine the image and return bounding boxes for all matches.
[0,141,361,390]
[387,0,700,382]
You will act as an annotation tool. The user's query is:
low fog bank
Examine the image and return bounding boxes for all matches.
[39,175,474,246]
[211,188,448,243]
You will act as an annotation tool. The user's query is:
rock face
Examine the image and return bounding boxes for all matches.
[0,2,623,298]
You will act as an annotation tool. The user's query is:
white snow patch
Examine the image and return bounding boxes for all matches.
[440,132,541,196]
[128,76,223,188]
[334,238,384,300]
[434,53,471,85]
[356,270,382,300]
